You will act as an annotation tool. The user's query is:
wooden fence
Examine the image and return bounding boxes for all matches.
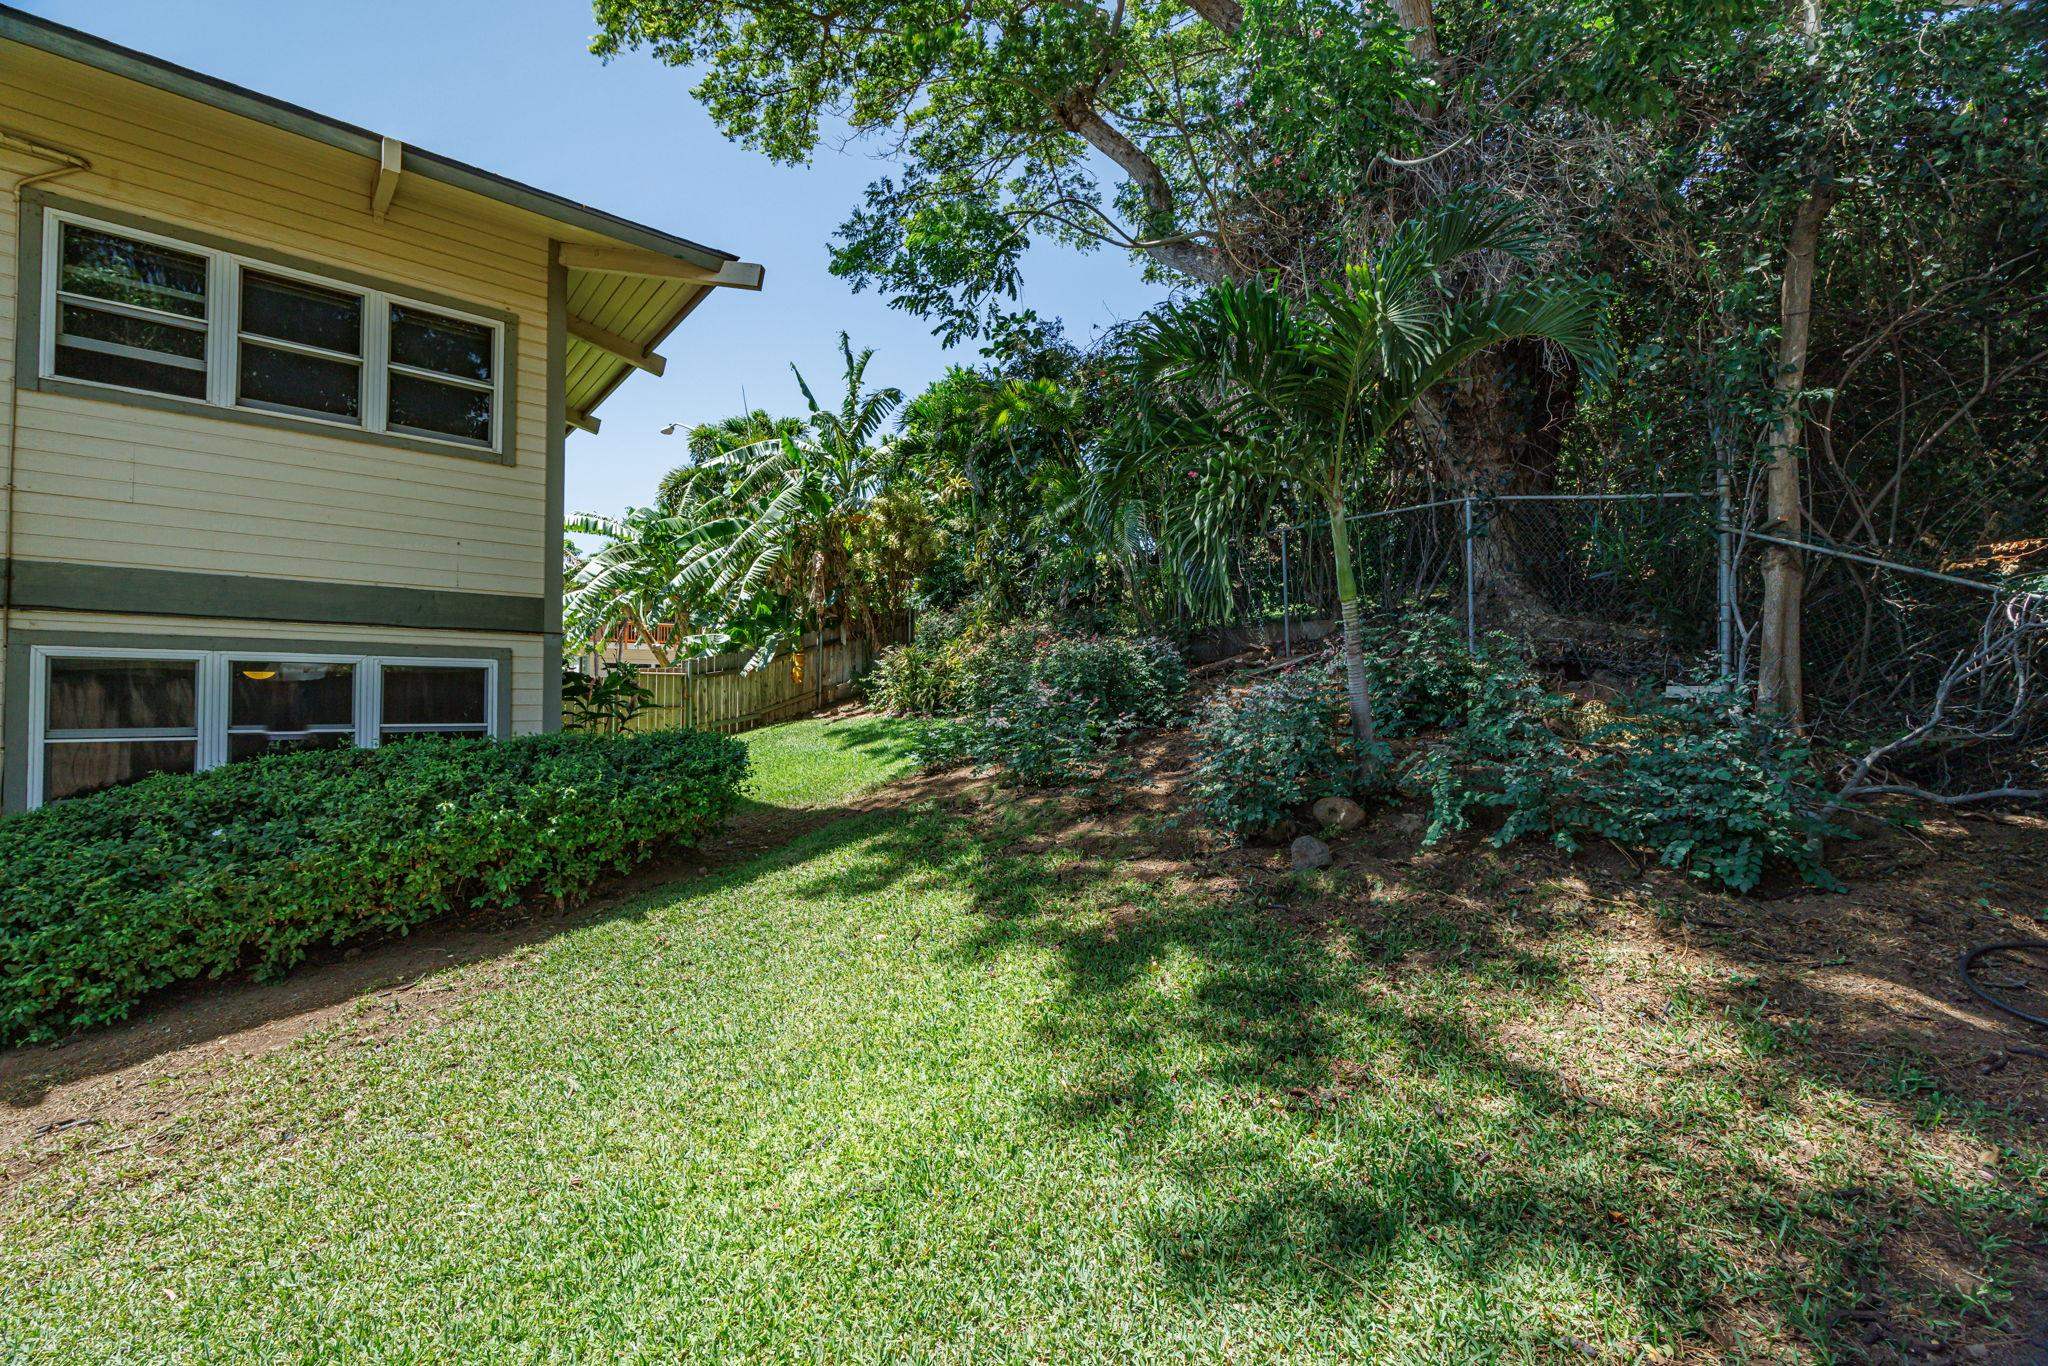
[597,628,893,736]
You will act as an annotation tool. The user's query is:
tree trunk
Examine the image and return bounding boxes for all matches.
[1415,342,1578,624]
[1329,504,1379,762]
[1391,0,1439,62]
[1757,186,1833,722]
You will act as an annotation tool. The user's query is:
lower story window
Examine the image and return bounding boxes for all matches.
[378,664,491,743]
[27,647,499,807]
[229,659,358,759]
[41,655,201,803]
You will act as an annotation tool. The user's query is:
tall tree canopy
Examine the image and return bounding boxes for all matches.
[592,0,2045,715]
[592,0,1424,342]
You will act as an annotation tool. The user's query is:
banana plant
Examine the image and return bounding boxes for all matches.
[614,332,907,668]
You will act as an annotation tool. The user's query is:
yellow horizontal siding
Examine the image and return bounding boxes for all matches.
[11,406,543,514]
[0,45,556,603]
[0,147,25,540]
[1,63,549,298]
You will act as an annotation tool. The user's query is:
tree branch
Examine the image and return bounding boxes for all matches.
[1183,0,1241,34]
[1051,92,1225,280]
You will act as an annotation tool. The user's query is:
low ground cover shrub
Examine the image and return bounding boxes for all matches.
[1191,668,1389,837]
[1357,611,1495,736]
[867,639,964,716]
[1193,623,1839,891]
[0,729,747,1044]
[913,629,1187,784]
[1406,666,1842,892]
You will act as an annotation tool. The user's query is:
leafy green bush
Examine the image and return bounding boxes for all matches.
[1191,667,1388,837]
[916,631,1187,784]
[562,663,660,733]
[0,729,747,1044]
[868,639,965,715]
[1404,669,1842,892]
[1357,611,1495,736]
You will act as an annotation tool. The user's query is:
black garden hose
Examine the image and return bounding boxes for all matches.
[1959,940,2048,1030]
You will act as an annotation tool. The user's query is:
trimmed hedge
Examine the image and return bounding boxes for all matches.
[0,729,747,1044]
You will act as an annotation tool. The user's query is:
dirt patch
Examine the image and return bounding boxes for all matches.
[0,765,976,1178]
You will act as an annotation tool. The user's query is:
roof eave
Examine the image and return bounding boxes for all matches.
[0,3,740,271]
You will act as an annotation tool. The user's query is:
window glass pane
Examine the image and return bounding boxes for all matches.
[229,660,356,757]
[241,271,361,354]
[388,372,491,445]
[389,306,492,381]
[54,344,209,399]
[58,301,206,359]
[381,665,489,731]
[239,342,361,419]
[60,223,207,318]
[44,740,198,802]
[46,658,197,732]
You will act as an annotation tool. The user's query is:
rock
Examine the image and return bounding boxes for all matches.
[1386,810,1426,838]
[1289,835,1333,871]
[1310,796,1366,831]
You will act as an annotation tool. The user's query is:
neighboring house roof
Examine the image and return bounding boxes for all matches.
[0,4,763,434]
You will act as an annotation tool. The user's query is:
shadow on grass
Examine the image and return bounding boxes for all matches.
[829,796,2046,1358]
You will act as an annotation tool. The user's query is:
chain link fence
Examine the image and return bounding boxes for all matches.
[1214,489,2043,804]
[1271,492,1720,684]
[1728,528,2046,802]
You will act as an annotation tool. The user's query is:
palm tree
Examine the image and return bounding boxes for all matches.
[654,332,908,664]
[1132,203,1607,756]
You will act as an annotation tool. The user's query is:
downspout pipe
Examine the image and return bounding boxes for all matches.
[3,130,93,715]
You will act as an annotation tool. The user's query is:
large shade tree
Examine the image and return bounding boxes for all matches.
[1133,204,1606,753]
[585,0,1739,611]
[593,0,2043,725]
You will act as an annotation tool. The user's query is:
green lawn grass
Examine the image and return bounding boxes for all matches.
[1,726,2039,1359]
[737,712,924,810]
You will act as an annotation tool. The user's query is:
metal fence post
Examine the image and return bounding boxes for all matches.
[1461,493,1477,652]
[1280,525,1292,658]
[1715,470,1735,680]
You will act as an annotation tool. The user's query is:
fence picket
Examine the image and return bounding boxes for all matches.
[592,626,892,739]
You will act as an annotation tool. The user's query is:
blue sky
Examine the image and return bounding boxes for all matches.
[20,0,1167,518]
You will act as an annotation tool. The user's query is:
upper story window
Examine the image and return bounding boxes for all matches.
[40,210,504,456]
[237,271,364,422]
[55,223,210,399]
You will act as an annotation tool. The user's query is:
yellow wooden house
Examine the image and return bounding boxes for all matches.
[0,6,761,809]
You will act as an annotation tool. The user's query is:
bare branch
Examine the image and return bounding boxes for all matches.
[1827,591,2048,817]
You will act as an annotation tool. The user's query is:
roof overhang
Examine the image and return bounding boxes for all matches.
[0,4,765,434]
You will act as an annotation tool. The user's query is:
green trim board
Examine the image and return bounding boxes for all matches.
[0,4,739,272]
[1,560,547,635]
[543,249,568,732]
[2,628,514,812]
[16,189,522,467]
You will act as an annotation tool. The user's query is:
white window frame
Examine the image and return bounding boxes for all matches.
[24,646,500,809]
[37,208,504,454]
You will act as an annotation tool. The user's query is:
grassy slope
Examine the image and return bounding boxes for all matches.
[2,719,2040,1360]
[737,712,923,810]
